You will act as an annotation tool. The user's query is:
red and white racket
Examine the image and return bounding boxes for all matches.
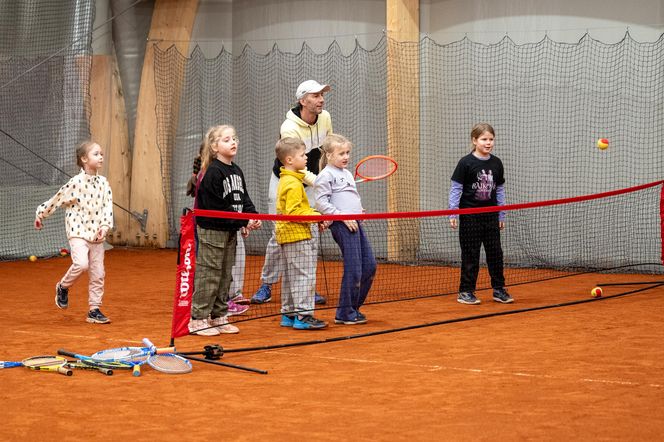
[354,155,398,183]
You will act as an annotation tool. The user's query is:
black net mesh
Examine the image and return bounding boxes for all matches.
[0,0,94,260]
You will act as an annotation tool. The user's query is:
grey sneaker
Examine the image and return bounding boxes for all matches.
[55,283,69,309]
[293,315,328,330]
[493,288,514,304]
[457,291,481,305]
[87,308,111,324]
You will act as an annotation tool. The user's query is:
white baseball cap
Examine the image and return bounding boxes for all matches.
[296,80,331,100]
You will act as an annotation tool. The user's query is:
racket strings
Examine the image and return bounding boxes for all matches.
[147,354,192,374]
[356,157,396,179]
[22,356,65,367]
[93,347,149,362]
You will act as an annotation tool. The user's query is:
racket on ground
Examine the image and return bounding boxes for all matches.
[145,353,193,374]
[64,360,113,376]
[57,349,133,372]
[91,343,175,376]
[1,356,72,376]
[142,338,192,374]
[354,155,398,183]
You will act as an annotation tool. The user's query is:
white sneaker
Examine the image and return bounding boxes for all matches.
[209,316,239,334]
[188,318,220,336]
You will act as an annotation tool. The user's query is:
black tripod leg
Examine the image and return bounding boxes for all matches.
[185,354,268,375]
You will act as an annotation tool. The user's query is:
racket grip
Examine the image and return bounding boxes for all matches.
[142,338,175,355]
[57,349,76,358]
[142,338,156,353]
[98,367,113,376]
[58,366,73,376]
[0,361,23,369]
[132,365,141,377]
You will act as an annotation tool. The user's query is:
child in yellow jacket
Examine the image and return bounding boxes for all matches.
[275,137,328,330]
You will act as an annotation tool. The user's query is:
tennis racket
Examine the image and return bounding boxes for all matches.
[1,356,72,376]
[57,349,133,372]
[91,343,175,376]
[64,360,113,376]
[354,155,397,183]
[141,338,192,374]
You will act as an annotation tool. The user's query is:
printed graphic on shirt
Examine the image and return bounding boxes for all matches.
[223,174,245,213]
[472,169,494,201]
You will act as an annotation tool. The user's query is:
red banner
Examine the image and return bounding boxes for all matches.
[171,210,196,338]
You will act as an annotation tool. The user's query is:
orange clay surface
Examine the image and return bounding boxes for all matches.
[1,248,663,441]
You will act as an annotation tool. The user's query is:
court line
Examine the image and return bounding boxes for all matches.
[272,350,663,388]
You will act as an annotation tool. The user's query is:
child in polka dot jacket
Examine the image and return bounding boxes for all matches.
[35,140,114,324]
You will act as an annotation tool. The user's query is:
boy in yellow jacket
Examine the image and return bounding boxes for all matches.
[275,137,328,330]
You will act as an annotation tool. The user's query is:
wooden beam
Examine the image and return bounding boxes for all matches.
[386,0,420,261]
[90,52,132,245]
[129,0,199,247]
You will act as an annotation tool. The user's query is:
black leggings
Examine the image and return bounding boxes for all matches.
[458,213,505,292]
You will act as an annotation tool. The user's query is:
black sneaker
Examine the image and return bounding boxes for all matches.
[55,283,69,309]
[334,316,368,325]
[314,292,327,305]
[493,288,514,304]
[87,308,111,324]
[457,291,481,305]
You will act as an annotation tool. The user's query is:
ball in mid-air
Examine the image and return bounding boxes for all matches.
[590,287,603,298]
[596,138,609,150]
[29,255,37,262]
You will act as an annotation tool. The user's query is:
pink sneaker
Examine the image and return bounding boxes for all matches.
[228,300,250,316]
[230,292,250,305]
[209,316,239,334]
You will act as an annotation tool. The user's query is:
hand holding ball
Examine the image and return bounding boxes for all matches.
[590,287,603,298]
[596,138,609,150]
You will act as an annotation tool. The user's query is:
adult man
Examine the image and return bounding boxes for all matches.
[251,80,333,305]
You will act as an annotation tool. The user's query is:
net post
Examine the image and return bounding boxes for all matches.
[659,182,664,265]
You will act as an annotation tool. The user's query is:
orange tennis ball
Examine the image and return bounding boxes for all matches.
[29,255,37,262]
[590,287,603,298]
[596,138,609,150]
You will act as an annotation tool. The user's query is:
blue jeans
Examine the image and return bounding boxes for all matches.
[330,222,377,321]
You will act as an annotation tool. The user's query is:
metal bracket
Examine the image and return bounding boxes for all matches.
[131,209,149,233]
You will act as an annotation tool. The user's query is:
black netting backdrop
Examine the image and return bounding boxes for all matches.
[0,0,94,260]
[154,32,663,277]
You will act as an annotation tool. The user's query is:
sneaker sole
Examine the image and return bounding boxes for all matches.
[218,326,239,334]
[457,299,481,305]
[250,297,272,304]
[86,317,111,324]
[192,330,221,336]
[493,297,514,304]
[293,324,327,330]
[334,318,368,325]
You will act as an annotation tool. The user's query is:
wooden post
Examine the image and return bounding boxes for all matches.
[386,0,420,261]
[129,0,198,247]
[90,53,132,245]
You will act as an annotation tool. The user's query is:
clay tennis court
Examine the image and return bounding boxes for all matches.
[1,248,662,441]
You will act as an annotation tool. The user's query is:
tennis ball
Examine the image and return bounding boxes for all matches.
[590,287,603,298]
[29,255,37,262]
[596,138,609,150]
